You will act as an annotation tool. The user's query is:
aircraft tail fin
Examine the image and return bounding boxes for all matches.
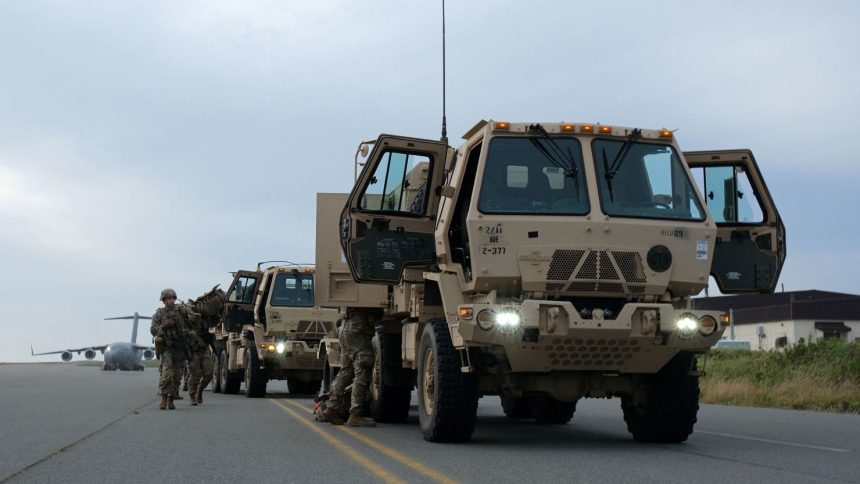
[105,312,152,345]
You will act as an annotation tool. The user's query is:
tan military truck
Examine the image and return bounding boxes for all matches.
[213,264,340,397]
[335,121,786,442]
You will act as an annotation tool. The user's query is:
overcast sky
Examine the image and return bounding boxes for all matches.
[2,0,859,362]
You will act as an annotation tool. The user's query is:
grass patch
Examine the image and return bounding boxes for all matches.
[698,339,860,413]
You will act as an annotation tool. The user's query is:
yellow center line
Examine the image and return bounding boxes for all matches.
[281,399,459,484]
[270,399,404,484]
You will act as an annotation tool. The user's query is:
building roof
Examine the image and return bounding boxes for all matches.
[691,290,860,324]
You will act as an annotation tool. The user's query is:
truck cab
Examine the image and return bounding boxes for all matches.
[338,121,785,442]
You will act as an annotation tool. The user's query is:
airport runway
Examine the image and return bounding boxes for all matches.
[1,364,858,483]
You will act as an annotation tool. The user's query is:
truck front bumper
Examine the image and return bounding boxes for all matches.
[258,340,325,371]
[455,301,723,373]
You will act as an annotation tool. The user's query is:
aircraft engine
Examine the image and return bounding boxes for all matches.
[61,351,73,362]
[143,349,155,360]
[84,348,96,360]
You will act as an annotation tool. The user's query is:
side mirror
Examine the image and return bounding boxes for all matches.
[359,143,370,158]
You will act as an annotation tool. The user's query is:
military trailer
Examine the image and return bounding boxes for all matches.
[335,120,785,442]
[315,194,397,413]
[213,264,340,397]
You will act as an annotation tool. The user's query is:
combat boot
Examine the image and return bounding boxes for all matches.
[159,395,168,410]
[189,392,198,406]
[321,407,345,425]
[195,388,204,405]
[167,398,176,410]
[347,413,377,428]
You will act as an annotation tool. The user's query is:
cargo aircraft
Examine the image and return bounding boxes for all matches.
[30,312,156,371]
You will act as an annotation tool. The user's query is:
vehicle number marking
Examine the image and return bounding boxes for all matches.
[481,245,507,256]
[696,240,708,260]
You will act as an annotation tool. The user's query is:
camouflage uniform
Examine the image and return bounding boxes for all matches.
[186,310,213,405]
[151,299,194,404]
[325,310,378,424]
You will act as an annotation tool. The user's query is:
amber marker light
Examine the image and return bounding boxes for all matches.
[494,121,510,130]
[459,307,474,320]
[721,313,730,324]
[267,344,276,353]
[659,129,673,138]
[560,124,575,132]
[580,124,594,133]
[598,125,612,134]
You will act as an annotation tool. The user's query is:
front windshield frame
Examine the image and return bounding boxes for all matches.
[477,135,590,216]
[269,272,315,308]
[591,138,706,222]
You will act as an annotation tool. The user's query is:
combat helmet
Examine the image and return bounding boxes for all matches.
[160,288,178,301]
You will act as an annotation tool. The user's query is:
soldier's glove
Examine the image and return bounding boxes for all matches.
[162,318,175,329]
[154,336,164,343]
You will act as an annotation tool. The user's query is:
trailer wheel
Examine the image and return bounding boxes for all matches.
[221,349,241,395]
[621,352,699,443]
[370,328,412,423]
[417,319,479,442]
[244,346,267,398]
[500,396,532,419]
[527,394,576,424]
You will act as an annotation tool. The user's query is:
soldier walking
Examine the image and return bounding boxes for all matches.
[185,310,213,406]
[150,288,193,410]
[321,309,382,427]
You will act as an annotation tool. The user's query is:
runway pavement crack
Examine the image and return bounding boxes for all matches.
[655,444,852,483]
[0,398,159,483]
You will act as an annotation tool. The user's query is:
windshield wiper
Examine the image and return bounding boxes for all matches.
[527,124,580,193]
[601,128,641,202]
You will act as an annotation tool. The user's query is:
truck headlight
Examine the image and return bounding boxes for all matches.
[276,343,285,354]
[496,309,522,333]
[477,310,495,331]
[675,313,699,339]
[698,315,718,336]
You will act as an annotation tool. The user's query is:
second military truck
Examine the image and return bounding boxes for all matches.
[214,264,340,397]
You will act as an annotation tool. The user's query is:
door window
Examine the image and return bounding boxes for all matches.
[692,165,764,223]
[360,151,431,214]
[228,276,257,304]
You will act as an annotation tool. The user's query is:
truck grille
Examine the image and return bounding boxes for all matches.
[544,249,647,294]
[295,320,334,338]
[544,337,642,368]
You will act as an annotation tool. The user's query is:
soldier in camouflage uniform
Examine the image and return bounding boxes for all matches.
[150,288,193,410]
[321,309,382,427]
[185,309,213,406]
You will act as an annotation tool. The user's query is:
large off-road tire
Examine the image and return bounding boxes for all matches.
[370,328,413,423]
[244,346,267,398]
[221,349,242,395]
[527,394,576,424]
[212,351,222,393]
[500,396,532,419]
[417,319,479,443]
[621,352,699,443]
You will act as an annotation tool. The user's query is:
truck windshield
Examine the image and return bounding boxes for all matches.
[592,139,705,221]
[478,137,589,215]
[270,273,314,307]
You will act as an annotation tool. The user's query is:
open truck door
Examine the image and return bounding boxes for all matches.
[223,270,263,331]
[686,149,786,293]
[340,135,450,284]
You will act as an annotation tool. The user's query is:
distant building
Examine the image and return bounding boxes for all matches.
[692,290,860,350]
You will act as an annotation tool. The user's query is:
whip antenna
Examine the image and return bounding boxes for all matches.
[440,0,448,145]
